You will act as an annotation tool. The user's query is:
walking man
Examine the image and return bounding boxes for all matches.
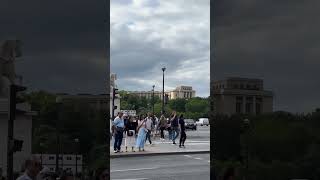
[113,112,125,153]
[171,111,180,144]
[145,113,153,145]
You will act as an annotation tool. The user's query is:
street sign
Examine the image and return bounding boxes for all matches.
[120,110,136,116]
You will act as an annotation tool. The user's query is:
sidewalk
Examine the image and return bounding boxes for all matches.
[110,138,210,158]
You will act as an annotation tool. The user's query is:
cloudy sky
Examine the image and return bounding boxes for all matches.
[213,0,320,113]
[110,0,210,97]
[1,0,107,94]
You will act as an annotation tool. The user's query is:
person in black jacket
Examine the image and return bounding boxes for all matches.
[124,116,137,152]
[171,111,180,144]
[179,114,187,148]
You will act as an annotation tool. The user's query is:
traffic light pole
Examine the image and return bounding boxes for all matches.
[7,85,16,180]
[112,87,115,121]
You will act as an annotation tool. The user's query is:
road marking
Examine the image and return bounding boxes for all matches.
[111,167,158,173]
[194,157,203,160]
[184,155,193,158]
[112,179,148,180]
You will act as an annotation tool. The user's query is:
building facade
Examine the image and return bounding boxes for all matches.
[33,154,83,174]
[128,86,196,100]
[213,77,273,116]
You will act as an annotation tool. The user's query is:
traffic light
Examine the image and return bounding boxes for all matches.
[113,88,118,97]
[7,84,27,179]
[112,87,119,120]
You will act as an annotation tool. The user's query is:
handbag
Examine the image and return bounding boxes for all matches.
[127,130,134,136]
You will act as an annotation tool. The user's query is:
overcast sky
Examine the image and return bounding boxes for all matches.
[213,0,320,113]
[0,0,107,94]
[111,0,210,97]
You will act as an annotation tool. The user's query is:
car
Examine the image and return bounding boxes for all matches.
[184,119,197,130]
[196,118,209,126]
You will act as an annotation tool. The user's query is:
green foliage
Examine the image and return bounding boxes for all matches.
[26,91,107,169]
[213,110,320,179]
[119,92,209,119]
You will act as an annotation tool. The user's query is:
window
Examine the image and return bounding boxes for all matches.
[247,84,250,89]
[236,96,243,101]
[240,84,244,89]
[49,156,55,160]
[66,156,72,160]
[58,157,62,160]
[236,102,242,113]
[246,103,252,114]
[256,103,261,114]
[76,157,81,160]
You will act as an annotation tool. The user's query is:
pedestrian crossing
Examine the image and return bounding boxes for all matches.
[153,140,210,145]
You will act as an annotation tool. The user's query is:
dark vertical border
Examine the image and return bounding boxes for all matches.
[105,0,110,178]
[210,0,215,179]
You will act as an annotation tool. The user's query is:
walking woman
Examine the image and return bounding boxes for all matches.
[166,117,172,141]
[135,115,148,151]
[179,114,187,148]
[159,115,167,141]
[124,116,136,152]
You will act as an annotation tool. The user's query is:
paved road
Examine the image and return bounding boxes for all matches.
[111,153,210,180]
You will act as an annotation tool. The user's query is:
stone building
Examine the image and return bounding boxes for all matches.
[213,77,273,115]
[128,86,196,100]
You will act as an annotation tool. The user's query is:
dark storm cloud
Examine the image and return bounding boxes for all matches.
[213,0,320,113]
[0,0,107,94]
[111,0,210,97]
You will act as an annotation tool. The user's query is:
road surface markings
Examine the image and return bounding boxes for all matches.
[194,157,203,160]
[111,167,158,173]
[112,179,149,180]
[184,155,193,158]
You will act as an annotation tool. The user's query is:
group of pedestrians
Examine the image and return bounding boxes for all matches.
[111,110,187,153]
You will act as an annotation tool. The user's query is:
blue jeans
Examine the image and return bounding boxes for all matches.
[145,130,152,144]
[172,127,180,142]
[114,130,123,151]
[168,129,173,140]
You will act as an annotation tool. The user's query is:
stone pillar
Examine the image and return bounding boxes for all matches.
[253,96,256,115]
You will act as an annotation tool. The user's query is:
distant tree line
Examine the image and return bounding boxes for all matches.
[119,90,209,119]
[24,91,108,171]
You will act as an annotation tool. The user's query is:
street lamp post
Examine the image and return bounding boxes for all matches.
[161,67,166,115]
[243,119,250,180]
[55,100,62,175]
[152,85,155,115]
[74,138,79,178]
[39,142,44,166]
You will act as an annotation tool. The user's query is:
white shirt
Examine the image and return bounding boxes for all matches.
[145,117,153,130]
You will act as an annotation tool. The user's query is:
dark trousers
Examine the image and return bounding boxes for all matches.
[114,130,123,151]
[145,130,152,144]
[179,131,186,145]
[160,127,165,138]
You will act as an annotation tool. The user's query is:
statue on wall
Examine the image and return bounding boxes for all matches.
[0,40,22,97]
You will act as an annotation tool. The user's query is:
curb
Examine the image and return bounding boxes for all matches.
[110,150,210,158]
